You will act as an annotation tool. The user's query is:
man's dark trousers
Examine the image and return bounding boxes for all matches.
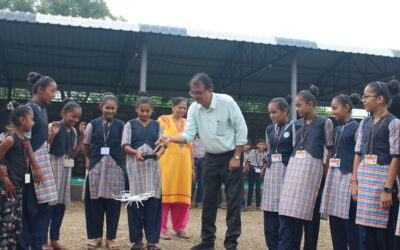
[201,150,243,249]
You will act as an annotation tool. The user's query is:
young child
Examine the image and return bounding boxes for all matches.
[22,72,59,250]
[0,121,14,143]
[46,99,86,249]
[122,93,165,250]
[278,85,333,250]
[320,94,361,249]
[261,96,294,250]
[244,139,267,209]
[0,101,18,144]
[0,105,42,249]
[353,81,400,250]
[83,94,125,250]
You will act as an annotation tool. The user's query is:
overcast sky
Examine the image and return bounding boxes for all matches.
[106,0,400,50]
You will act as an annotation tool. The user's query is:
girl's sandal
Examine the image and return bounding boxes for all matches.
[147,243,162,250]
[86,238,102,250]
[130,242,144,250]
[51,240,67,250]
[175,230,190,239]
[160,231,171,240]
[106,240,119,250]
[42,245,54,250]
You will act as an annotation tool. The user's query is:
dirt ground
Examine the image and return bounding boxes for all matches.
[58,202,333,250]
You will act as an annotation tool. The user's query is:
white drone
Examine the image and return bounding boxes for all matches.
[113,190,155,208]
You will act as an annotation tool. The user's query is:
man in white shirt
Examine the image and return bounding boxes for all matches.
[157,73,248,250]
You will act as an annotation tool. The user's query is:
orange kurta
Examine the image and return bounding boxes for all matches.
[158,115,192,204]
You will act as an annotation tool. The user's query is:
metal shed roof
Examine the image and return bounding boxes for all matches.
[1,10,399,104]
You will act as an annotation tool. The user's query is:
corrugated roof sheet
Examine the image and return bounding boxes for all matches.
[37,13,139,31]
[1,9,399,104]
[0,10,399,58]
[275,37,318,49]
[392,49,400,58]
[139,24,186,36]
[0,10,35,22]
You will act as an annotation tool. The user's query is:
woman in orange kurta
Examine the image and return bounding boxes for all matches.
[158,97,193,239]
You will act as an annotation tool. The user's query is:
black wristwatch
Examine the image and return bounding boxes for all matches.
[383,187,397,193]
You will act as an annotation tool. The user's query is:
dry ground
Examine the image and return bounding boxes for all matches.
[57,202,333,250]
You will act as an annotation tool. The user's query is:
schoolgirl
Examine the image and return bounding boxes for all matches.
[46,99,86,249]
[22,72,59,250]
[122,93,166,250]
[261,96,294,250]
[278,85,333,250]
[320,94,361,249]
[83,94,125,250]
[353,81,400,250]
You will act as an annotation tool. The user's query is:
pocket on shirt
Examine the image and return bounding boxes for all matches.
[216,121,229,136]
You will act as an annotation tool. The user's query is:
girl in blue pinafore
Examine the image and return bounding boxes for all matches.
[320,94,361,250]
[261,96,294,250]
[353,81,400,250]
[46,99,86,249]
[122,93,166,250]
[21,72,59,250]
[83,94,125,250]
[278,85,334,250]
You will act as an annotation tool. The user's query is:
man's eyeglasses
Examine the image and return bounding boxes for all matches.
[188,90,207,97]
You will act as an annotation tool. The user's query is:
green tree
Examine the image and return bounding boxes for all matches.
[0,0,37,12]
[0,0,123,20]
[38,0,119,20]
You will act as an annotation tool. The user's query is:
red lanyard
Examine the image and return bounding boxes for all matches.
[333,119,355,158]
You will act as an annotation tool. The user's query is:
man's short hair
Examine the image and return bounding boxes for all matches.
[188,73,214,90]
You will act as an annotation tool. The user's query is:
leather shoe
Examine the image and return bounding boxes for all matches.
[190,241,215,250]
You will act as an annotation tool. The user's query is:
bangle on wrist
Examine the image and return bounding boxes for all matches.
[350,179,357,183]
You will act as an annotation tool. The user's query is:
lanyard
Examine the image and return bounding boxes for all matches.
[63,123,74,156]
[300,117,316,149]
[369,115,388,154]
[57,121,73,156]
[20,135,30,174]
[333,119,355,158]
[274,121,293,153]
[254,151,265,167]
[102,118,113,147]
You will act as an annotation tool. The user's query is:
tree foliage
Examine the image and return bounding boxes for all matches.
[0,0,36,12]
[0,0,123,20]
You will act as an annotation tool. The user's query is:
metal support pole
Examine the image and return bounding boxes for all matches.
[139,38,148,92]
[7,83,12,100]
[291,55,297,121]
